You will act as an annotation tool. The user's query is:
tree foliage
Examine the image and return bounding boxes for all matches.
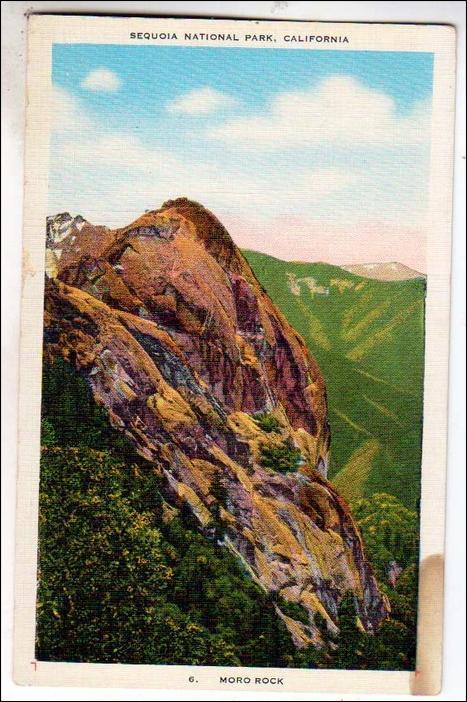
[351,493,419,579]
[41,357,134,458]
[254,412,281,434]
[259,440,301,473]
[37,358,420,670]
[293,493,420,671]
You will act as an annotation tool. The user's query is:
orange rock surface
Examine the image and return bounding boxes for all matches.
[43,199,389,644]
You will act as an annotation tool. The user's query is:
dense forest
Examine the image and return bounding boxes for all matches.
[37,358,419,669]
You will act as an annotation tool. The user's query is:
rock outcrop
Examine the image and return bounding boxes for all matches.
[43,199,389,645]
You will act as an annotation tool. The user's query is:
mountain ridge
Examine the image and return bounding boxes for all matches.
[242,249,425,509]
[340,261,425,282]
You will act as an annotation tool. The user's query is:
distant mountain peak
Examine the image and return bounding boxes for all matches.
[46,212,88,246]
[341,261,426,281]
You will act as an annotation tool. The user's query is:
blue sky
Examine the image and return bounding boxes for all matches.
[53,45,433,117]
[50,44,433,268]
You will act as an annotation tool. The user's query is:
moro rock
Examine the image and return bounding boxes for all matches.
[43,198,389,645]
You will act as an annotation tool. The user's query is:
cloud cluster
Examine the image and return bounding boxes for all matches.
[81,68,121,92]
[52,113,356,227]
[49,78,430,271]
[209,76,430,150]
[167,86,237,114]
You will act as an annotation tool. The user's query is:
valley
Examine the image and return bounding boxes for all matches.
[243,251,425,508]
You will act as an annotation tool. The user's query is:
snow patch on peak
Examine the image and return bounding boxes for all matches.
[46,213,88,246]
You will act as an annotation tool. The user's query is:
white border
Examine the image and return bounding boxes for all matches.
[2,4,464,700]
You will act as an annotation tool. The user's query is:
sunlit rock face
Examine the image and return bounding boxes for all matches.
[43,198,389,646]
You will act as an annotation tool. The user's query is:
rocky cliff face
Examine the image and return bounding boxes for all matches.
[43,198,389,645]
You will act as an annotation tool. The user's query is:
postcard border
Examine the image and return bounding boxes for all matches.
[13,14,456,695]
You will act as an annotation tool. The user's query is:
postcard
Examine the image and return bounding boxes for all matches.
[14,14,456,695]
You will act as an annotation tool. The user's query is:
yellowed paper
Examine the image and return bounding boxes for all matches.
[14,14,456,694]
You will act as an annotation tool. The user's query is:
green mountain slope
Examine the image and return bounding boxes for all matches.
[243,250,425,508]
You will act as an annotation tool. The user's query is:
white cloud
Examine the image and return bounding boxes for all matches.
[49,85,428,252]
[290,168,358,199]
[52,132,356,232]
[209,76,431,150]
[56,127,356,219]
[51,85,92,133]
[81,68,121,92]
[167,86,238,114]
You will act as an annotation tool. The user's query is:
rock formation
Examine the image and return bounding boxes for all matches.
[43,198,389,646]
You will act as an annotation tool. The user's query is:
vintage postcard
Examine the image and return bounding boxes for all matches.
[14,15,456,694]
